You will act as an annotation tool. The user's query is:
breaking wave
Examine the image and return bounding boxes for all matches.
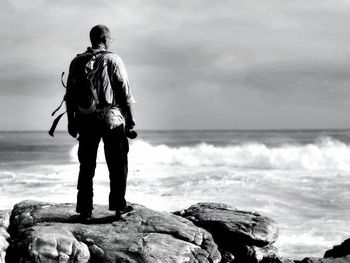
[71,137,350,171]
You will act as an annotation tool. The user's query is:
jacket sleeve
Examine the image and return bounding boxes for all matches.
[109,56,136,128]
[109,56,135,106]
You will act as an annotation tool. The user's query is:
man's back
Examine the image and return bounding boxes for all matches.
[67,47,134,120]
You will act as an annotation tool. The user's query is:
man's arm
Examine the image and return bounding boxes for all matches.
[110,56,136,131]
[123,103,135,131]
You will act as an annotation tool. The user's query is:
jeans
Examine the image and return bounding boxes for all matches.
[76,116,129,213]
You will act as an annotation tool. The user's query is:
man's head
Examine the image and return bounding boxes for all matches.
[89,24,113,50]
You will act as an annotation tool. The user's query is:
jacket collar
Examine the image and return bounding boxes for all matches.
[86,46,107,54]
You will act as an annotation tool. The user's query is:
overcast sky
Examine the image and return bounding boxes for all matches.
[1,0,350,130]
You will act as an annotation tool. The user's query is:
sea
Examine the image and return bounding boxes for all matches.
[0,129,349,259]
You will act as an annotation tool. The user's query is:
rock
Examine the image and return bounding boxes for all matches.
[0,229,9,241]
[260,256,295,263]
[13,225,90,263]
[299,256,350,262]
[253,244,279,261]
[175,202,279,263]
[280,259,296,263]
[324,239,350,258]
[294,239,350,263]
[0,236,8,263]
[7,200,221,263]
[0,210,10,263]
[219,248,235,263]
[0,211,10,230]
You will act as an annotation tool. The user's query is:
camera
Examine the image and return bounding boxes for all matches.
[125,129,137,139]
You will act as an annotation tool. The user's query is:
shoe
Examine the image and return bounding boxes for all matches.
[79,211,92,222]
[115,205,133,219]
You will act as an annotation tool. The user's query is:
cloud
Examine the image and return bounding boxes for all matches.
[242,62,350,107]
[0,63,62,97]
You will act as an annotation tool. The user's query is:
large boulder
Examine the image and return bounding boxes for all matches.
[324,239,350,258]
[6,200,221,263]
[175,202,279,263]
[0,210,10,263]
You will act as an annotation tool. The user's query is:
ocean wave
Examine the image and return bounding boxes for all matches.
[70,137,350,171]
[0,171,16,180]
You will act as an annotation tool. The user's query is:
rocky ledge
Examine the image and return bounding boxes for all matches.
[0,200,348,263]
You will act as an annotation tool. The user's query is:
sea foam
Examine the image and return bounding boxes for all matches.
[70,137,350,171]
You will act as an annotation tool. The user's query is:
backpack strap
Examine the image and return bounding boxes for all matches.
[48,111,66,137]
[49,72,67,137]
[50,72,67,116]
[85,51,112,108]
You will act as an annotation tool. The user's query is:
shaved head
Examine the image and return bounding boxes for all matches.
[89,24,110,47]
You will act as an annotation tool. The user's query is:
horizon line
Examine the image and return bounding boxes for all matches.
[1,128,350,133]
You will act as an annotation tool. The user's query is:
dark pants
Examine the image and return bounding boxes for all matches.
[76,116,129,213]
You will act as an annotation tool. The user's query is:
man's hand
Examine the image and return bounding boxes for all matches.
[68,122,78,138]
[125,119,137,139]
[125,118,135,131]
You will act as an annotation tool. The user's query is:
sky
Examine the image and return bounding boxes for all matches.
[1,0,350,130]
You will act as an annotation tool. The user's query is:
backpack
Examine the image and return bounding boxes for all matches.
[71,51,112,114]
[49,51,111,137]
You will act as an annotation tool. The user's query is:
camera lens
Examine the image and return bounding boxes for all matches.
[126,130,137,139]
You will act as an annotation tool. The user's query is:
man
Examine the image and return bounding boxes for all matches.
[65,25,135,220]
